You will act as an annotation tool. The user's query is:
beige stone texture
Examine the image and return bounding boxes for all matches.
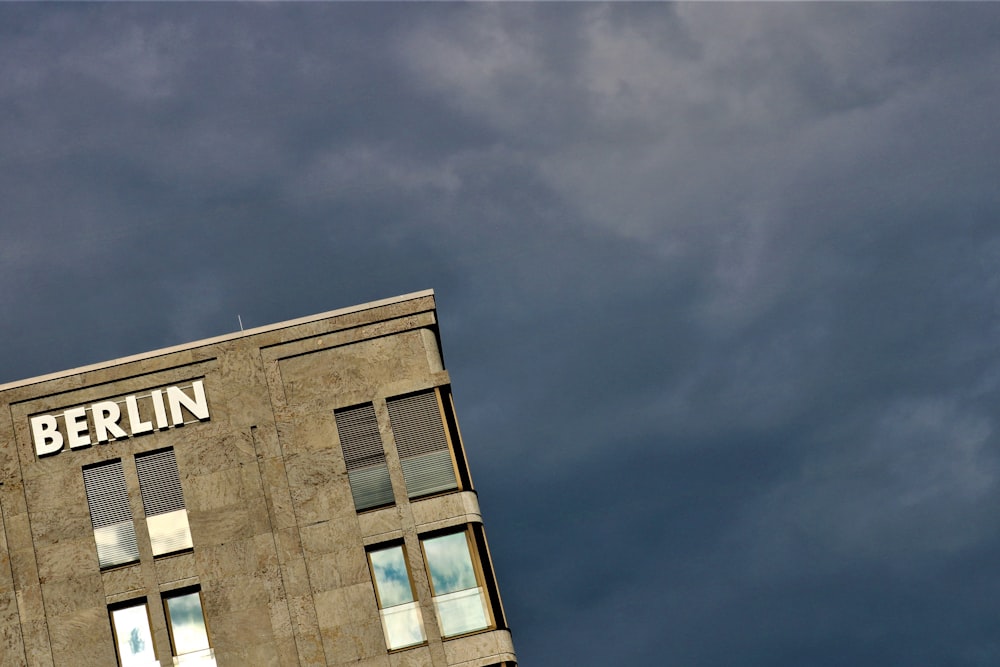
[35,536,99,584]
[184,466,245,510]
[284,450,341,525]
[441,630,517,667]
[152,551,197,585]
[314,582,379,630]
[20,616,54,667]
[285,593,326,664]
[410,492,482,533]
[208,606,274,656]
[389,645,435,667]
[304,545,369,594]
[39,572,103,616]
[320,618,386,664]
[258,457,299,531]
[190,503,256,547]
[48,605,118,666]
[0,587,27,667]
[0,482,27,520]
[353,657,392,667]
[358,505,405,545]
[21,469,91,544]
[276,325,440,411]
[100,563,144,599]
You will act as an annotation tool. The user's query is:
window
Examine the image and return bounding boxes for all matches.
[135,448,193,556]
[367,544,426,650]
[163,588,215,665]
[335,403,394,511]
[387,389,461,499]
[421,530,492,637]
[84,460,140,568]
[109,600,157,667]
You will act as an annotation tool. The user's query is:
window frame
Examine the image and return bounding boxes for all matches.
[162,585,214,663]
[419,526,496,639]
[83,458,140,570]
[386,386,472,500]
[366,542,427,651]
[335,401,395,512]
[135,446,194,558]
[108,598,157,667]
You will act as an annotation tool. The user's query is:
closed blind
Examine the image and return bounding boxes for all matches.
[387,391,457,498]
[335,403,394,510]
[83,461,139,568]
[135,448,185,516]
[136,448,193,555]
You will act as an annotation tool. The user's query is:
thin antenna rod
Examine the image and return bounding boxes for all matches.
[238,315,244,332]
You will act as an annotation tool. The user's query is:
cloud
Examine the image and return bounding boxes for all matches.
[3,3,1000,664]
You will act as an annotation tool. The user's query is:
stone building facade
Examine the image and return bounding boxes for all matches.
[0,290,516,667]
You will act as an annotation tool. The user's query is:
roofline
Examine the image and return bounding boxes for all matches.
[0,289,435,393]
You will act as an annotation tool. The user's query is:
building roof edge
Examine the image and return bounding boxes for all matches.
[0,289,436,393]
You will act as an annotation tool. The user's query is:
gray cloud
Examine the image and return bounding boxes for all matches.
[3,3,1000,665]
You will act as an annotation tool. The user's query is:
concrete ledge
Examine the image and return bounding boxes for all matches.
[442,629,516,667]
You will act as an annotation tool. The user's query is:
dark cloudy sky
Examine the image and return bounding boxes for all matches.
[4,3,1000,665]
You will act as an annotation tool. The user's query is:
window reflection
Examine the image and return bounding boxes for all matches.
[147,509,193,556]
[111,603,157,667]
[94,521,141,569]
[164,590,212,662]
[423,533,477,594]
[368,545,426,650]
[136,449,194,557]
[370,546,414,607]
[422,531,490,637]
[84,460,140,569]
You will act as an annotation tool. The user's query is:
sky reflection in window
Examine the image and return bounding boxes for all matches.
[111,603,156,667]
[423,532,477,595]
[370,545,415,608]
[165,592,210,655]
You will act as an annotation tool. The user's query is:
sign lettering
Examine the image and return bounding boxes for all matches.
[30,380,209,457]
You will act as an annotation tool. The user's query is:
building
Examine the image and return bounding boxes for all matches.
[0,290,516,667]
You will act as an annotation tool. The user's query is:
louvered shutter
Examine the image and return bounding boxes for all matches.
[387,391,458,499]
[336,403,394,510]
[135,448,193,555]
[83,461,139,568]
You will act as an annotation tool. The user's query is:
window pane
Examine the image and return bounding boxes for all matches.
[136,449,193,556]
[146,509,193,555]
[433,587,489,637]
[387,391,458,498]
[369,545,425,649]
[423,531,490,637]
[422,533,477,595]
[370,546,415,608]
[111,604,157,667]
[336,403,394,510]
[165,592,210,655]
[380,601,425,650]
[93,521,141,569]
[84,461,140,568]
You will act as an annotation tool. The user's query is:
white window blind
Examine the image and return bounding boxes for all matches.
[335,403,394,511]
[387,391,458,499]
[135,448,193,556]
[83,461,140,569]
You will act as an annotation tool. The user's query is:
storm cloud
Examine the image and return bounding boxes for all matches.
[3,4,1000,665]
